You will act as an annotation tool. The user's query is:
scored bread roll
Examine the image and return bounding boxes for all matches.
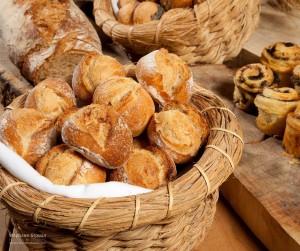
[109,145,176,190]
[36,144,106,185]
[135,48,193,106]
[72,52,126,103]
[24,78,76,121]
[133,2,165,24]
[254,87,299,136]
[93,77,155,137]
[55,106,79,136]
[0,108,57,166]
[147,101,209,164]
[61,104,133,169]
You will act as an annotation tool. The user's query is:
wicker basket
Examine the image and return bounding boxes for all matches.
[0,84,243,250]
[93,0,260,64]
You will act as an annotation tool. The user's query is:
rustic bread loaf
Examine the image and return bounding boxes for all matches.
[61,104,133,169]
[0,0,102,85]
[147,101,209,164]
[93,77,155,137]
[109,145,176,189]
[72,52,126,103]
[0,108,57,166]
[135,48,193,106]
[24,78,77,121]
[36,144,107,185]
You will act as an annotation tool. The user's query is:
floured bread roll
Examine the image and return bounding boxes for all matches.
[61,104,133,169]
[109,145,176,189]
[147,101,209,164]
[72,52,126,103]
[261,42,300,87]
[93,77,155,137]
[36,144,106,185]
[160,0,193,10]
[133,2,164,24]
[24,78,76,121]
[254,87,299,136]
[233,63,279,111]
[0,108,57,166]
[291,65,300,94]
[282,103,300,157]
[135,49,193,106]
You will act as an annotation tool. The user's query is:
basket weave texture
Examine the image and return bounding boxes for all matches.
[93,0,260,64]
[0,84,243,250]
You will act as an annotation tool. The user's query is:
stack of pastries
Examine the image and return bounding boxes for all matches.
[0,48,209,190]
[233,41,300,157]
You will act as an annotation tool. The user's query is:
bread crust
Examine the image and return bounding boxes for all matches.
[0,108,57,166]
[61,104,133,169]
[93,77,155,137]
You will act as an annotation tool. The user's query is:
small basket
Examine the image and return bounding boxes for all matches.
[0,84,243,250]
[93,0,260,64]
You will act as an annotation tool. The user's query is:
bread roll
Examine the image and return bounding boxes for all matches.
[55,106,79,135]
[261,42,300,87]
[93,77,155,137]
[0,0,102,85]
[36,144,106,185]
[291,65,300,94]
[254,87,299,136]
[0,108,57,166]
[282,103,300,157]
[118,2,137,25]
[72,52,126,103]
[24,78,76,121]
[133,2,165,24]
[233,63,279,111]
[147,101,209,164]
[160,0,193,10]
[109,145,176,189]
[135,49,193,106]
[61,104,133,169]
[118,0,136,8]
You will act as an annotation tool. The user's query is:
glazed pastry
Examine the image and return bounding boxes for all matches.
[93,77,155,137]
[147,101,209,164]
[36,144,106,185]
[261,42,300,87]
[282,103,300,158]
[109,145,176,190]
[291,65,300,94]
[254,87,299,136]
[233,63,279,111]
[135,48,193,106]
[133,2,164,24]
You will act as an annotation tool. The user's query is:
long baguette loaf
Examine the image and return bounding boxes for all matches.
[0,0,102,85]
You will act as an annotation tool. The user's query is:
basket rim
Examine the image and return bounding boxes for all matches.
[0,83,243,234]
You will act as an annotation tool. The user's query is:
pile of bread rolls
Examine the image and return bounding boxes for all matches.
[116,0,204,25]
[233,41,300,158]
[0,48,209,190]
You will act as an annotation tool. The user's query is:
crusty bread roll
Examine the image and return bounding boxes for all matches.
[55,106,79,135]
[0,108,57,166]
[24,78,77,121]
[135,48,193,106]
[109,145,176,189]
[36,144,106,185]
[160,0,193,10]
[147,101,209,164]
[61,103,133,169]
[254,87,299,136]
[93,77,155,137]
[72,52,126,103]
[118,2,138,25]
[282,103,300,157]
[133,2,164,24]
[233,63,279,111]
[261,42,300,87]
[291,65,300,94]
[0,0,102,85]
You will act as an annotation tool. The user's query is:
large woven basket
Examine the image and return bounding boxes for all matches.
[93,0,260,64]
[0,84,243,250]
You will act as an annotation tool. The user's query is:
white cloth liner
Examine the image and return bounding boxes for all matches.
[0,142,152,198]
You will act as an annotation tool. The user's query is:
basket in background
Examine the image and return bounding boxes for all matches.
[93,0,260,64]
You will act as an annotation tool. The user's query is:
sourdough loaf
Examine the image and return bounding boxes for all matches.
[0,0,102,85]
